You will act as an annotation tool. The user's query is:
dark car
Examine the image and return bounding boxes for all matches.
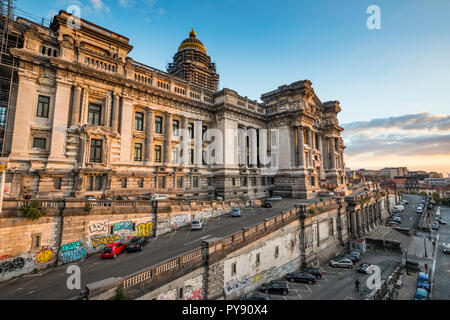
[302,267,323,279]
[356,262,375,274]
[261,281,289,295]
[114,196,129,201]
[285,272,317,284]
[240,292,271,300]
[262,202,272,208]
[344,254,360,263]
[126,236,149,252]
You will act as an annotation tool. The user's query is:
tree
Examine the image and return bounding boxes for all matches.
[21,200,45,220]
[431,192,440,203]
[113,284,127,300]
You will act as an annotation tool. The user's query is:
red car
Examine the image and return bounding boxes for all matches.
[101,242,128,259]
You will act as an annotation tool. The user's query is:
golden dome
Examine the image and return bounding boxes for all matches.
[178,29,207,54]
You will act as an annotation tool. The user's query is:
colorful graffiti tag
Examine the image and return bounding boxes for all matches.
[185,286,203,300]
[91,234,120,248]
[88,221,109,235]
[114,221,132,231]
[136,221,153,237]
[0,257,26,274]
[60,241,86,264]
[35,248,54,264]
[170,215,187,229]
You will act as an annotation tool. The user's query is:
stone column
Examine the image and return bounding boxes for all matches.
[111,94,120,132]
[71,85,82,126]
[297,127,305,168]
[145,109,154,164]
[356,209,362,237]
[322,136,329,170]
[239,126,247,166]
[249,127,258,167]
[181,117,189,166]
[351,210,358,239]
[164,113,173,164]
[307,128,312,168]
[330,137,337,169]
[194,120,203,166]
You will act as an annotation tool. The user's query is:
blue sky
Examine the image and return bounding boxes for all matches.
[16,0,450,173]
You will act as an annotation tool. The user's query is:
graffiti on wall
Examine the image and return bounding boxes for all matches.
[88,221,109,236]
[170,215,187,229]
[156,219,171,236]
[114,221,132,232]
[34,247,54,265]
[156,289,176,300]
[136,221,154,236]
[60,241,86,264]
[91,234,120,248]
[195,211,212,220]
[184,285,203,300]
[0,257,26,274]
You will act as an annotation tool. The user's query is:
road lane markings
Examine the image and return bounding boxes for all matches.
[184,235,211,246]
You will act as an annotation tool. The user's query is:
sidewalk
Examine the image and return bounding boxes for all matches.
[406,236,434,259]
[395,271,418,300]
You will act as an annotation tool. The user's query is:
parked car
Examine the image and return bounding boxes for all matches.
[191,219,205,230]
[391,216,402,223]
[388,221,400,227]
[436,218,447,225]
[216,196,224,201]
[392,205,405,213]
[126,236,149,252]
[392,214,404,219]
[329,258,353,268]
[262,202,272,208]
[344,253,360,263]
[442,243,450,254]
[348,251,362,260]
[302,267,323,279]
[431,222,439,230]
[101,242,127,259]
[240,292,271,300]
[231,208,242,217]
[356,262,375,274]
[417,272,431,291]
[84,196,97,201]
[420,200,426,204]
[266,196,282,202]
[260,281,289,295]
[414,288,429,300]
[115,196,129,201]
[401,200,408,205]
[285,272,317,284]
[416,207,423,214]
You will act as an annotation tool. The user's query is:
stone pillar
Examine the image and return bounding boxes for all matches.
[111,94,120,132]
[194,120,202,166]
[322,136,328,170]
[307,128,312,168]
[119,96,133,163]
[330,137,337,169]
[71,85,82,126]
[164,113,173,164]
[48,80,72,162]
[351,210,357,239]
[181,117,189,166]
[249,127,258,167]
[356,209,362,237]
[297,127,305,168]
[145,109,154,164]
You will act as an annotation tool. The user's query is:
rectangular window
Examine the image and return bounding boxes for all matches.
[232,178,236,186]
[88,104,102,125]
[172,147,179,164]
[179,288,184,299]
[154,145,162,163]
[202,126,208,141]
[188,123,194,139]
[252,177,257,186]
[177,177,183,189]
[232,262,237,276]
[54,178,62,190]
[89,139,103,162]
[256,253,260,266]
[134,143,143,161]
[31,234,41,249]
[95,176,102,191]
[275,246,279,259]
[172,120,179,136]
[189,149,194,165]
[193,176,199,188]
[138,178,144,188]
[158,176,166,189]
[155,116,163,134]
[33,137,46,149]
[121,178,127,189]
[135,112,144,131]
[36,95,50,118]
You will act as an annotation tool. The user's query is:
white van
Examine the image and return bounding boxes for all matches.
[392,205,405,213]
[151,194,169,201]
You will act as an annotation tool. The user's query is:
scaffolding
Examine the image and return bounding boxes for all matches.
[0,0,17,156]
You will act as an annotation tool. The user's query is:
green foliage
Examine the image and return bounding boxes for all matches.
[114,284,127,300]
[21,200,44,220]
[83,202,92,213]
[419,191,427,196]
[431,192,441,203]
[308,207,317,215]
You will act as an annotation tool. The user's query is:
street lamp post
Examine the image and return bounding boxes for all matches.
[424,237,427,258]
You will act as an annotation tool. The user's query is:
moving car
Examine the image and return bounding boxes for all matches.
[344,253,360,263]
[417,272,431,291]
[101,242,127,259]
[191,219,205,230]
[414,288,428,300]
[436,218,447,225]
[260,281,289,295]
[262,202,272,208]
[431,222,439,230]
[126,236,149,252]
[329,258,353,268]
[302,267,323,279]
[231,208,242,217]
[266,196,282,202]
[240,293,271,300]
[356,262,375,274]
[285,272,317,284]
[151,194,169,201]
[442,243,450,254]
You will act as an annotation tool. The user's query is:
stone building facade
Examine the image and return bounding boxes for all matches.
[3,10,347,200]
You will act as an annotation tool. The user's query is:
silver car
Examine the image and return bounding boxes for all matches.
[191,219,205,230]
[329,258,354,268]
